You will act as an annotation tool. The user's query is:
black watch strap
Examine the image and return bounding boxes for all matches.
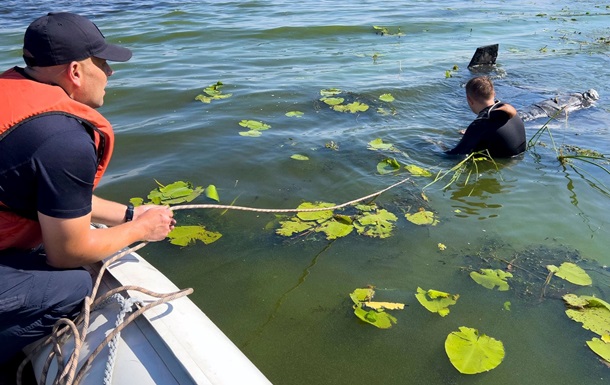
[125,203,135,222]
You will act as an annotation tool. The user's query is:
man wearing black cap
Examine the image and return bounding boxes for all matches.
[0,12,176,368]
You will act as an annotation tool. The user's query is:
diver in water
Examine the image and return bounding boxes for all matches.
[446,76,526,158]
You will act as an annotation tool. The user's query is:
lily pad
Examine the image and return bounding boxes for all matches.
[415,287,459,317]
[445,326,505,374]
[276,219,315,237]
[353,304,397,329]
[286,111,304,117]
[291,154,309,161]
[586,337,610,364]
[195,81,232,103]
[333,101,369,113]
[377,158,401,175]
[315,218,354,239]
[296,202,335,221]
[320,88,342,97]
[168,225,222,247]
[320,97,345,106]
[239,130,262,137]
[379,93,395,102]
[405,164,432,177]
[354,209,397,239]
[547,262,592,286]
[239,120,271,131]
[405,209,439,226]
[350,287,375,304]
[470,269,513,291]
[147,180,204,205]
[563,294,610,336]
[368,138,396,152]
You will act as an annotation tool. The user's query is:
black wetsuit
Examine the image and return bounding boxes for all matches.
[446,101,526,157]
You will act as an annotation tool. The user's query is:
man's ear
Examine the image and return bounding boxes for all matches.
[65,61,82,87]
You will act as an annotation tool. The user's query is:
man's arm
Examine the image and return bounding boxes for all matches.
[39,205,175,268]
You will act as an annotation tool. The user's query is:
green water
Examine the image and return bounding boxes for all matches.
[1,1,610,384]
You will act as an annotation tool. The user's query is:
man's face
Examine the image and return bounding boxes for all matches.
[74,57,113,108]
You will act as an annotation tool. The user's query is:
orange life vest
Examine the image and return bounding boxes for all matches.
[0,67,114,250]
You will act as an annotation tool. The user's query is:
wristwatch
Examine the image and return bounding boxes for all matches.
[125,203,135,222]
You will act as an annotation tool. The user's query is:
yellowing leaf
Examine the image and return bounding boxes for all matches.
[437,243,447,251]
[470,269,513,291]
[320,88,342,96]
[363,301,405,310]
[563,294,610,336]
[548,262,592,286]
[405,209,439,226]
[239,130,262,137]
[445,327,505,374]
[238,120,271,130]
[290,154,309,161]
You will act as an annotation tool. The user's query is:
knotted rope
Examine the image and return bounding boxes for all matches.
[16,176,410,385]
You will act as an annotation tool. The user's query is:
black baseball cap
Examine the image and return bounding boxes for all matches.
[23,12,132,67]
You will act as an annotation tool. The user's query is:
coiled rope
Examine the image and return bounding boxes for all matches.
[16,176,410,385]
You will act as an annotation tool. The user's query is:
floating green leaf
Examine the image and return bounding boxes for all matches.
[129,197,144,207]
[353,304,397,329]
[285,111,304,117]
[239,130,262,137]
[405,209,439,226]
[470,269,513,291]
[239,120,271,130]
[405,164,432,177]
[320,97,345,106]
[204,185,219,202]
[563,294,610,336]
[350,287,401,329]
[377,158,401,175]
[290,154,309,161]
[333,101,369,113]
[354,209,397,239]
[147,180,204,205]
[415,287,459,317]
[295,202,335,221]
[368,138,397,152]
[350,287,375,304]
[547,262,592,286]
[445,326,505,374]
[379,93,395,102]
[276,219,315,237]
[315,217,354,239]
[168,225,222,247]
[320,88,342,96]
[195,81,232,103]
[587,337,610,364]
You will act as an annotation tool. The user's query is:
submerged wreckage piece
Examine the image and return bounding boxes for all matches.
[518,89,600,122]
[468,44,499,70]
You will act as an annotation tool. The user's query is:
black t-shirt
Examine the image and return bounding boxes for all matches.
[0,114,97,221]
[446,102,526,157]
